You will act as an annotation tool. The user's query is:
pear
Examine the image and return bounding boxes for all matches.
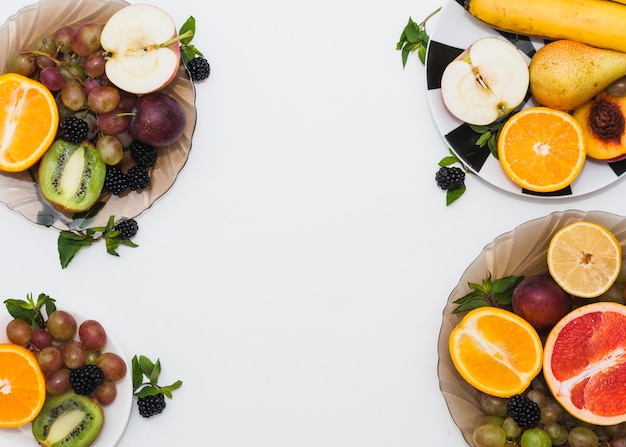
[529,40,626,111]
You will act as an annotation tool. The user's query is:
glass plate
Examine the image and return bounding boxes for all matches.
[0,0,197,230]
[437,209,626,446]
[425,0,626,198]
[0,307,132,447]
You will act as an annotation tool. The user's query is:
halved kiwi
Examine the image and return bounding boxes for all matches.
[31,390,104,447]
[38,139,106,212]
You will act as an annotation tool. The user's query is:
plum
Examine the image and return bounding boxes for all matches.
[511,274,572,331]
[129,92,186,147]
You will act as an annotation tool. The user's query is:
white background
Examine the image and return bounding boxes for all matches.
[2,0,625,446]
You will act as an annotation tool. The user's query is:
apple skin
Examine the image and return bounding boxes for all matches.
[100,4,180,95]
[440,37,529,126]
[511,274,572,332]
[129,92,186,147]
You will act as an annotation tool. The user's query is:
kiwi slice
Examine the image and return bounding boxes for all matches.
[31,391,104,447]
[38,139,106,212]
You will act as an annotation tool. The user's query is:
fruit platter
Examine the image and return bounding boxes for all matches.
[438,210,626,447]
[0,0,198,231]
[0,298,132,446]
[425,0,626,199]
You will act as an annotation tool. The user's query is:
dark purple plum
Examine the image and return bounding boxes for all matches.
[129,92,186,147]
[512,274,572,331]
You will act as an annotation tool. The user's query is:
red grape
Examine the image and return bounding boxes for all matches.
[78,319,107,351]
[47,310,77,341]
[5,318,32,346]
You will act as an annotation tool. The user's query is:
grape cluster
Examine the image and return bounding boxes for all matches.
[5,310,127,407]
[474,388,626,447]
[6,21,160,191]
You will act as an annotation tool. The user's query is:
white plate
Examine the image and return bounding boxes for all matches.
[425,0,626,198]
[0,307,132,447]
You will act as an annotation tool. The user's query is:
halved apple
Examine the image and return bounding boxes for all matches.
[100,4,180,95]
[440,37,529,126]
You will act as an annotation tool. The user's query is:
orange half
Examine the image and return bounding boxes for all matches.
[448,306,543,398]
[0,72,59,172]
[0,343,46,428]
[497,107,586,192]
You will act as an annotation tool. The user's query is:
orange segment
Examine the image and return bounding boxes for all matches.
[0,72,59,172]
[547,221,622,298]
[0,343,46,428]
[497,106,586,192]
[544,302,626,425]
[448,306,543,398]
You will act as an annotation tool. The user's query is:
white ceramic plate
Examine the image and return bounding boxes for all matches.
[437,209,626,446]
[0,307,132,447]
[425,0,626,198]
[0,0,197,231]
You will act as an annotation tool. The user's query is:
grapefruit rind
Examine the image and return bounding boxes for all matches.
[543,301,626,426]
[547,221,622,299]
[448,306,543,398]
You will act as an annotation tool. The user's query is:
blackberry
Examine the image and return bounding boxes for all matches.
[507,394,540,429]
[104,166,128,195]
[126,165,151,191]
[137,393,166,418]
[58,116,89,143]
[435,166,465,191]
[130,140,158,168]
[69,364,105,396]
[186,57,211,81]
[114,219,139,239]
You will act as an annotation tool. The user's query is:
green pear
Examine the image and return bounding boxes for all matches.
[529,40,626,111]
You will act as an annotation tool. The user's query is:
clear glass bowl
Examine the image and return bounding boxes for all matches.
[0,0,197,230]
[437,210,626,446]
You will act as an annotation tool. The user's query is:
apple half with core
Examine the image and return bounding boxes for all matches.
[100,4,181,95]
[440,37,529,126]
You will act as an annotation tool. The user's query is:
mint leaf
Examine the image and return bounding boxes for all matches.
[4,293,56,328]
[452,273,524,313]
[57,215,139,268]
[132,354,183,401]
[179,16,205,65]
[397,7,441,67]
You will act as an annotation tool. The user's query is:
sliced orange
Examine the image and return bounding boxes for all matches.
[0,343,46,428]
[497,106,586,192]
[448,306,543,398]
[544,301,626,425]
[0,72,59,172]
[547,221,622,298]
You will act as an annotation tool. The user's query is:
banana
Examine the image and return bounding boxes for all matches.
[465,0,626,53]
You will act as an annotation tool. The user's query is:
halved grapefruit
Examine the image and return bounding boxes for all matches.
[543,301,626,425]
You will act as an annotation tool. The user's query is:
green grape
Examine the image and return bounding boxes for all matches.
[544,422,569,445]
[473,423,507,447]
[527,389,547,408]
[540,403,564,425]
[502,416,522,439]
[521,427,552,447]
[479,393,509,417]
[568,426,599,447]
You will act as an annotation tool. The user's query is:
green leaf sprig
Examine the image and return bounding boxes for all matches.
[396,7,442,67]
[57,215,138,269]
[452,273,524,314]
[437,149,468,206]
[469,121,505,159]
[179,16,205,65]
[132,355,183,400]
[3,292,56,328]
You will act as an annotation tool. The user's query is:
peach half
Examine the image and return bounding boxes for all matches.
[572,92,626,161]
